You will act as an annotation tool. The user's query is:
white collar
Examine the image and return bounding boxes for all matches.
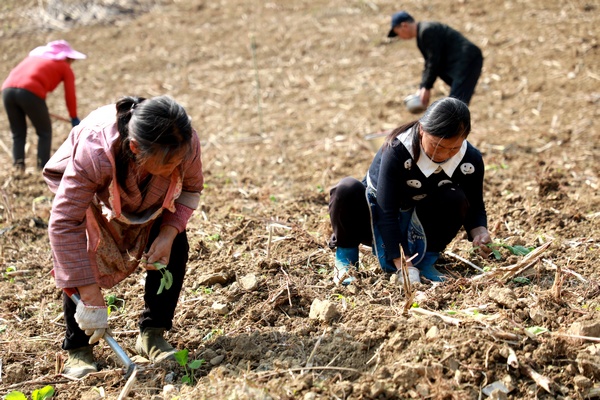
[400,129,468,177]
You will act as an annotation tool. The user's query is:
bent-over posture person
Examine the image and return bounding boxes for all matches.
[43,95,204,377]
[388,11,483,107]
[2,40,86,170]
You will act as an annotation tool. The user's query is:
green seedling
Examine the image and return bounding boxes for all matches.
[105,293,125,316]
[202,328,224,342]
[581,303,600,312]
[174,349,205,385]
[513,276,531,285]
[477,242,535,260]
[4,266,16,283]
[5,385,55,400]
[192,286,213,295]
[331,293,347,302]
[331,293,356,308]
[140,258,173,295]
[526,326,549,336]
[153,263,173,295]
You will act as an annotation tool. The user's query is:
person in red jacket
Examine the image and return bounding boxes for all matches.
[2,40,86,170]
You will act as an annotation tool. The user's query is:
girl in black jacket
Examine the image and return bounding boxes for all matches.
[329,97,491,284]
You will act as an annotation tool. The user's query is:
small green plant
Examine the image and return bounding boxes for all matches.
[105,294,125,316]
[331,293,345,301]
[207,233,221,241]
[331,293,357,308]
[202,328,223,342]
[174,349,205,385]
[4,266,16,283]
[525,326,549,336]
[194,286,213,295]
[153,263,173,295]
[477,242,535,260]
[5,385,55,400]
[138,258,173,295]
[581,303,600,312]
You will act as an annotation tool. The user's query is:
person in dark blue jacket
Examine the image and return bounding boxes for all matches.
[329,97,492,284]
[388,11,483,107]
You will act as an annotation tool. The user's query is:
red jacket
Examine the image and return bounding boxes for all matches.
[2,56,79,118]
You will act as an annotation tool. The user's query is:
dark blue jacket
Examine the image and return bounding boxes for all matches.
[367,128,487,260]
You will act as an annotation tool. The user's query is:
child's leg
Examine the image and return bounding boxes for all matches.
[329,177,371,284]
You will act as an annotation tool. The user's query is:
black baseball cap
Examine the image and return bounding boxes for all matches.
[387,11,414,37]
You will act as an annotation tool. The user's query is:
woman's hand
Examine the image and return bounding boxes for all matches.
[77,283,105,307]
[470,226,492,257]
[73,284,108,343]
[142,225,178,270]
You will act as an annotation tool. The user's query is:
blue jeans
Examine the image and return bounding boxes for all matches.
[367,190,431,273]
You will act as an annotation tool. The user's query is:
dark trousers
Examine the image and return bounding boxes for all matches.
[2,88,53,168]
[329,176,468,254]
[447,56,483,106]
[62,219,189,350]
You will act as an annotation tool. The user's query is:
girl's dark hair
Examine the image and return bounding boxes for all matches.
[385,97,471,161]
[114,95,193,190]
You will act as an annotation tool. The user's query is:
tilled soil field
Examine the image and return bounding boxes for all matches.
[0,0,599,399]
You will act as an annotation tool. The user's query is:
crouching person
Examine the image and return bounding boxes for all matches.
[328,97,491,285]
[43,95,204,377]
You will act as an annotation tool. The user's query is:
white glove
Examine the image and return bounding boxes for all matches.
[74,301,109,344]
[397,266,421,285]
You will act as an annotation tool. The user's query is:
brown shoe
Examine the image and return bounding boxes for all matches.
[135,327,177,362]
[63,346,97,378]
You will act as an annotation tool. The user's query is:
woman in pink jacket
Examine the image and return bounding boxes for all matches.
[43,95,204,378]
[2,40,86,170]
